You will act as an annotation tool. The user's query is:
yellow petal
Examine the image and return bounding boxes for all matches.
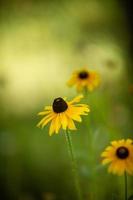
[68,95,84,105]
[71,114,82,122]
[105,146,114,151]
[111,141,119,147]
[71,106,90,114]
[102,158,112,165]
[37,110,51,116]
[118,139,125,145]
[126,139,133,145]
[75,104,88,107]
[66,109,82,122]
[49,118,56,136]
[37,113,55,128]
[108,162,115,174]
[55,114,61,133]
[115,162,125,176]
[67,76,77,86]
[101,151,109,157]
[45,106,52,110]
[41,115,55,128]
[67,118,77,130]
[66,106,88,121]
[125,159,133,174]
[60,113,68,130]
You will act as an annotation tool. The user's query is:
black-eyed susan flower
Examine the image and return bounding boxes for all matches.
[37,95,90,136]
[101,139,133,176]
[67,68,100,92]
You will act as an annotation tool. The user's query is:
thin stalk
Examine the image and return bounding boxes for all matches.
[124,172,128,200]
[65,130,82,200]
[83,87,89,99]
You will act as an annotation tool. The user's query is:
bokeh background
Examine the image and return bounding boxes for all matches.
[0,0,133,200]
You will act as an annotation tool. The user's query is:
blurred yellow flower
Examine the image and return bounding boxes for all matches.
[101,139,133,176]
[67,68,100,92]
[37,95,90,136]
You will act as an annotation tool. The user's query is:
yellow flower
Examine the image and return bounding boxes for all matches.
[37,95,90,136]
[101,139,133,176]
[67,68,100,92]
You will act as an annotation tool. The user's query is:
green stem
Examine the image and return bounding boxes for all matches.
[124,172,128,200]
[83,87,89,99]
[65,130,82,200]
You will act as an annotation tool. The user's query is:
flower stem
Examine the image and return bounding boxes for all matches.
[124,172,128,200]
[65,130,82,200]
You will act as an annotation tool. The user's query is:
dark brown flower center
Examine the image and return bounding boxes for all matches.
[116,146,129,159]
[78,71,89,79]
[52,97,68,113]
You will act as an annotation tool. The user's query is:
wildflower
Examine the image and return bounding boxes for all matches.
[67,68,100,92]
[101,139,133,176]
[37,95,90,136]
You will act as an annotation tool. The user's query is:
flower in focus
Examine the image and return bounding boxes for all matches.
[101,139,133,176]
[67,68,100,92]
[37,95,90,136]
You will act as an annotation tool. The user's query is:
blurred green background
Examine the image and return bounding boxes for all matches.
[0,0,133,200]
